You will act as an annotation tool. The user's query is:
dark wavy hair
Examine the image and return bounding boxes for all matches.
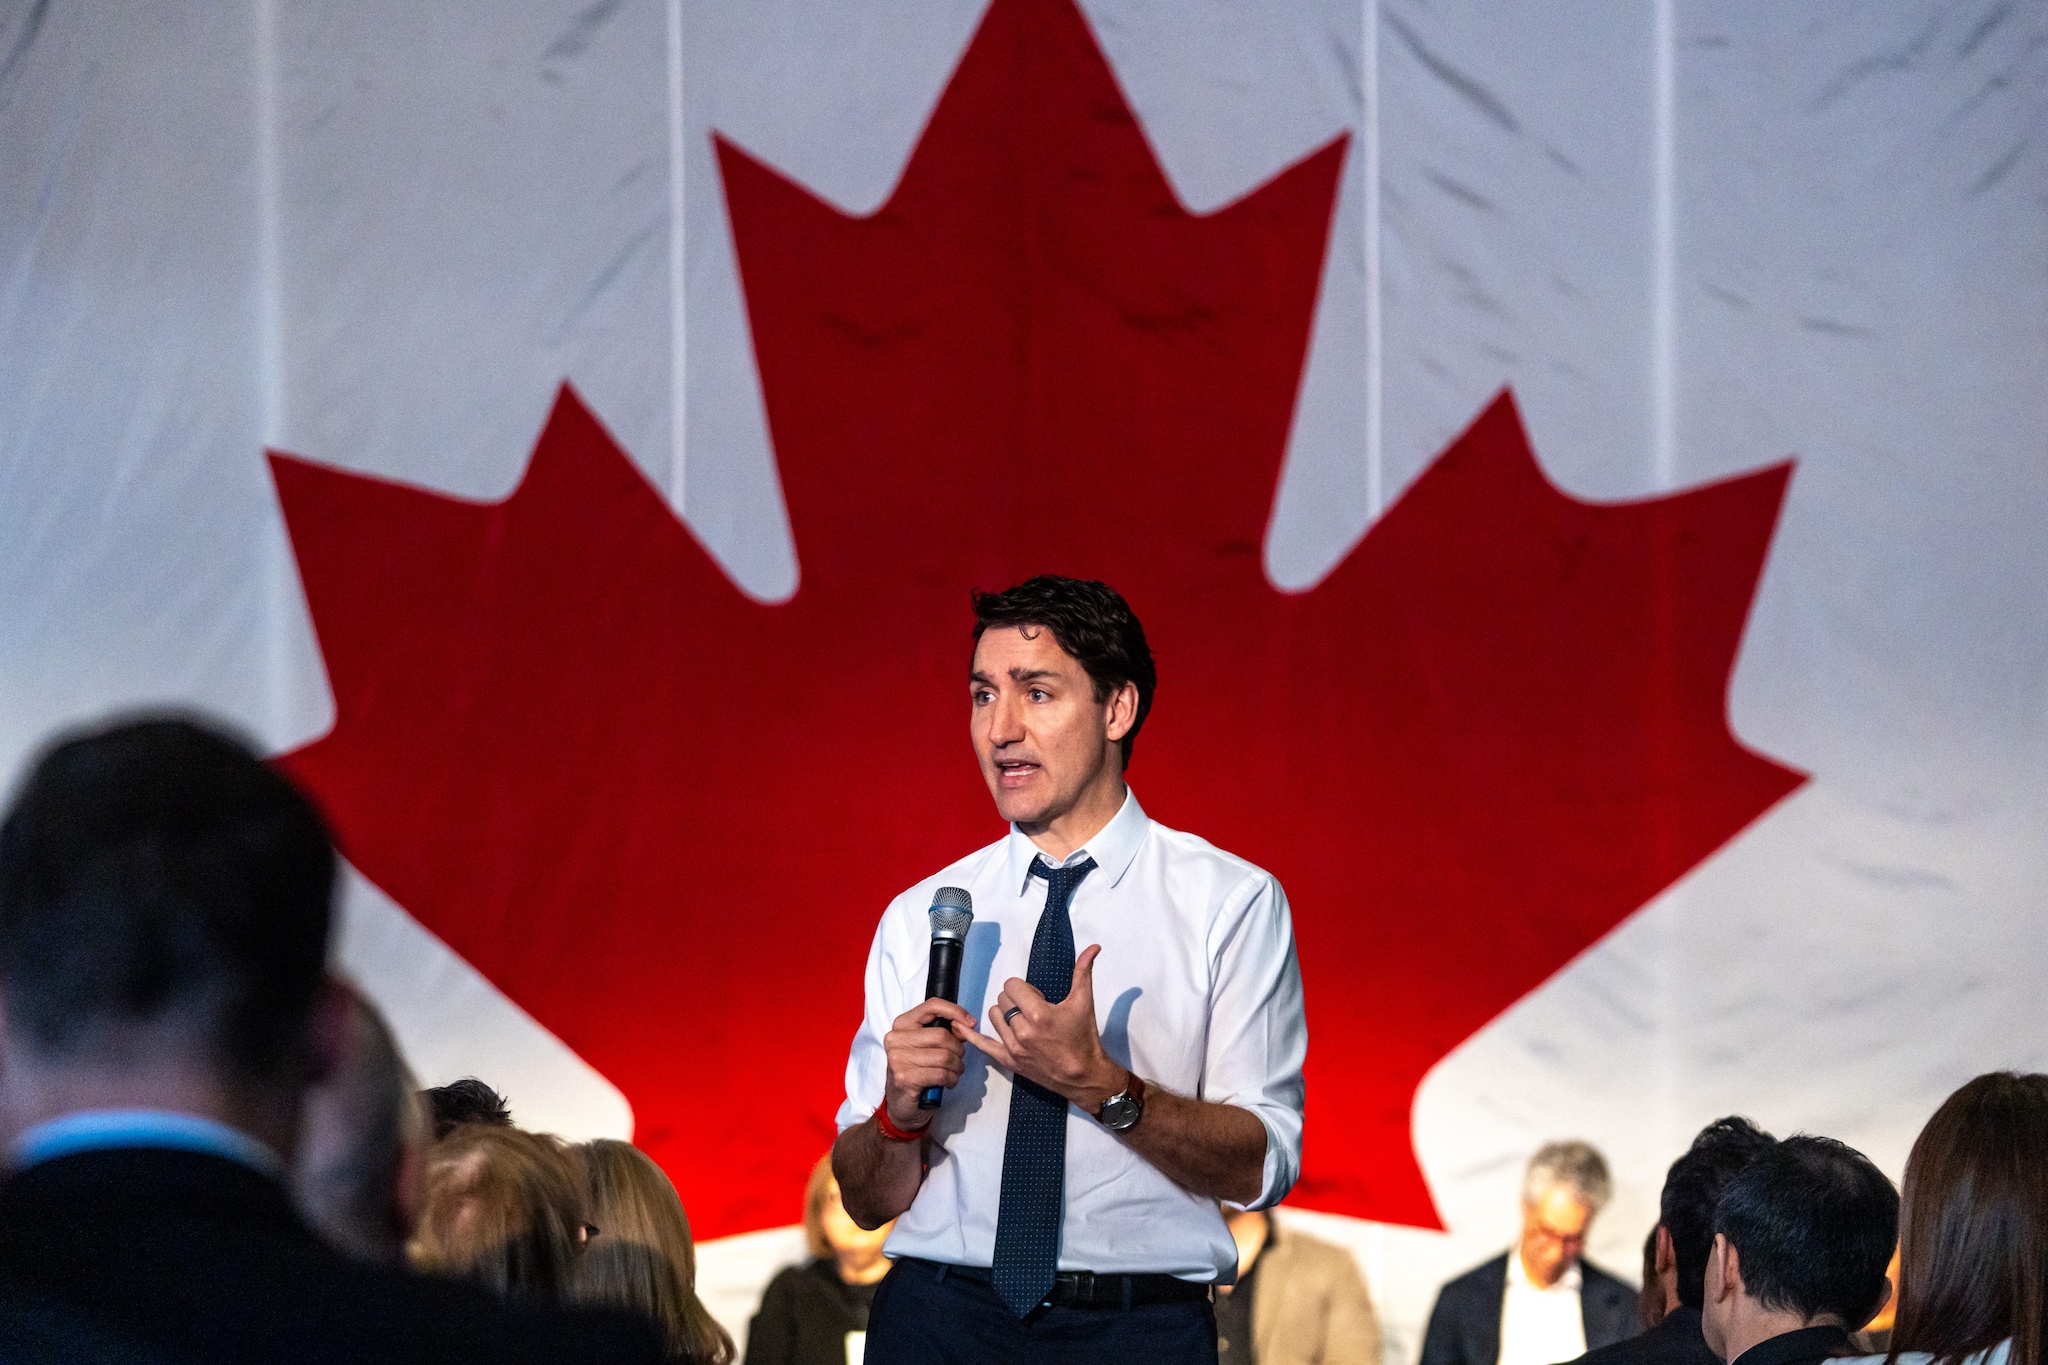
[1663,1116,1778,1310]
[970,576,1156,767]
[1889,1072,2048,1365]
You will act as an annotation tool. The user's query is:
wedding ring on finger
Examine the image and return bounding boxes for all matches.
[1003,1006,1024,1025]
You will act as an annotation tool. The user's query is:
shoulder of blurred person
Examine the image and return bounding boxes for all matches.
[0,1124,666,1365]
[1422,1252,1513,1365]
[1249,1219,1381,1365]
[0,715,664,1365]
[743,1259,873,1365]
[1575,1307,1721,1365]
[1580,1258,1643,1348]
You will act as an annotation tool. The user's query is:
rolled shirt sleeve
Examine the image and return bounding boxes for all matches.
[1202,870,1306,1210]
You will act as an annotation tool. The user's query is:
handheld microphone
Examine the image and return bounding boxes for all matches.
[919,886,974,1109]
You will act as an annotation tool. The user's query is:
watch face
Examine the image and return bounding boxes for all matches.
[1100,1094,1141,1131]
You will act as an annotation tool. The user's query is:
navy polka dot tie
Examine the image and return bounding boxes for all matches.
[990,855,1097,1317]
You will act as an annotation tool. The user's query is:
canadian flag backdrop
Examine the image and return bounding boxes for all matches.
[3,0,2044,1357]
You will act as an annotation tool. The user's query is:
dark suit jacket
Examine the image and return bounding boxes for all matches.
[0,1148,665,1365]
[1573,1306,1719,1365]
[1421,1253,1640,1365]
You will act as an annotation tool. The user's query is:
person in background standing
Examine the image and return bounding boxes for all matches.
[746,1155,894,1365]
[1421,1141,1637,1365]
[1214,1206,1379,1365]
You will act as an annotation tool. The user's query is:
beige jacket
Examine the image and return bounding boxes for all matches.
[1251,1224,1382,1365]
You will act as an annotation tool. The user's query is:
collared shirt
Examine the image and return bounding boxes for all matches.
[836,789,1306,1281]
[11,1108,286,1179]
[1497,1248,1586,1365]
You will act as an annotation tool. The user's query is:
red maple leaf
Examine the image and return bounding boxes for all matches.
[270,0,1802,1237]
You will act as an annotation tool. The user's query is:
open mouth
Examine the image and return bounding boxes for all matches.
[995,759,1041,785]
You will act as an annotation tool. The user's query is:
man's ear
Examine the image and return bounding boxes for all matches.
[1104,680,1139,744]
[1655,1224,1678,1277]
[1706,1234,1737,1305]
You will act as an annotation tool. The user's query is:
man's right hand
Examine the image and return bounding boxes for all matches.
[880,998,979,1130]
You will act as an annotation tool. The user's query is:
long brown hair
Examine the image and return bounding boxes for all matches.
[1890,1073,2048,1365]
[409,1125,586,1303]
[570,1139,735,1365]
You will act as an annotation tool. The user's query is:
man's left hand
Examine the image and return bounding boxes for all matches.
[956,943,1127,1112]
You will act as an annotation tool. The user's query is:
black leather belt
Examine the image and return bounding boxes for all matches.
[900,1257,1213,1309]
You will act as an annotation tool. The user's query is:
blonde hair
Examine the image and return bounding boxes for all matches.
[571,1139,735,1365]
[803,1152,836,1259]
[409,1125,585,1303]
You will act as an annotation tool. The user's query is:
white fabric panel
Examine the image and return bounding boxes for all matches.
[4,3,2048,1361]
[0,2,300,766]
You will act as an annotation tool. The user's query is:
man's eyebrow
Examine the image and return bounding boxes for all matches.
[967,667,1066,685]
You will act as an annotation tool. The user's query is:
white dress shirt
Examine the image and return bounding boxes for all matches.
[1496,1250,1586,1365]
[836,789,1306,1282]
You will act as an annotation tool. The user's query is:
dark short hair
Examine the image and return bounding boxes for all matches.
[970,576,1157,766]
[424,1077,515,1139]
[1893,1072,2048,1365]
[1663,1116,1778,1310]
[0,716,334,1080]
[1713,1134,1898,1327]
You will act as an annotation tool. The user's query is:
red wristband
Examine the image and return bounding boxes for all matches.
[875,1106,930,1142]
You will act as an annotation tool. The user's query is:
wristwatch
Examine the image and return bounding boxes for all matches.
[1096,1071,1147,1132]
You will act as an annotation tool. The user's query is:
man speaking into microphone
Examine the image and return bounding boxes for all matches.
[832,576,1307,1362]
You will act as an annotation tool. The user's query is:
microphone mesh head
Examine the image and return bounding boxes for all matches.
[929,886,974,942]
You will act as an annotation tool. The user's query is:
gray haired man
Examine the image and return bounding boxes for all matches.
[1421,1142,1640,1365]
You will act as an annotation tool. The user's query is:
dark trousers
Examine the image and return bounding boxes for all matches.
[865,1258,1218,1365]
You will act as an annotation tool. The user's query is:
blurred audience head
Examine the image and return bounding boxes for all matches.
[410,1124,586,1304]
[1703,1135,1897,1361]
[1661,1116,1779,1312]
[1519,1139,1613,1286]
[570,1139,734,1364]
[1890,1072,2048,1365]
[0,716,340,1153]
[807,1152,892,1285]
[294,985,427,1262]
[423,1077,513,1138]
